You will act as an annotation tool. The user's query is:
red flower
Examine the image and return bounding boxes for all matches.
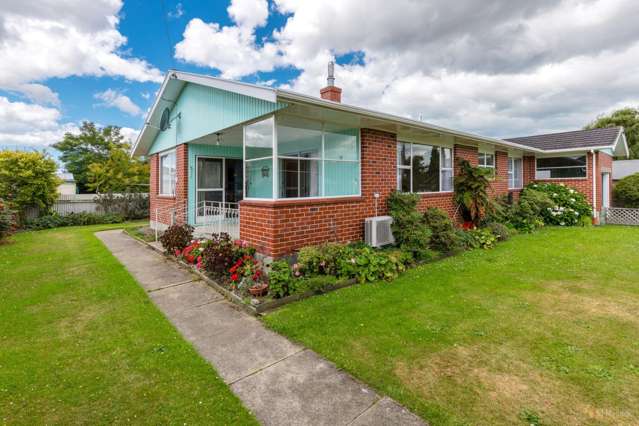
[185,254,195,263]
[230,273,239,282]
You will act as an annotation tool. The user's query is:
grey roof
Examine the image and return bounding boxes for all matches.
[613,159,639,180]
[505,127,622,151]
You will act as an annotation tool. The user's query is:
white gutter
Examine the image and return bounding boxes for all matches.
[591,149,597,218]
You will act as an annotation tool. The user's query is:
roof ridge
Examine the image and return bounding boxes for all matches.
[506,126,621,141]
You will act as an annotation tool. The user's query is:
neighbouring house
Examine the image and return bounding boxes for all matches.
[133,69,629,257]
[613,159,639,182]
[57,172,77,195]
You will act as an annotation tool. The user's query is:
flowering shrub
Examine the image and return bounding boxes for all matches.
[267,260,295,298]
[297,242,345,275]
[159,224,193,253]
[336,245,410,283]
[524,183,591,226]
[465,228,497,249]
[176,240,208,269]
[229,254,264,294]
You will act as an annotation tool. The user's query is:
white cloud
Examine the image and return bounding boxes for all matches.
[175,0,281,78]
[0,0,163,105]
[141,92,151,100]
[0,96,78,146]
[168,2,185,19]
[94,89,143,116]
[174,0,639,136]
[119,126,140,144]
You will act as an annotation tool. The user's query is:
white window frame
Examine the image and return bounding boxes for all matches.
[243,115,362,201]
[508,156,523,189]
[478,152,495,179]
[535,155,588,180]
[397,141,454,194]
[158,149,176,196]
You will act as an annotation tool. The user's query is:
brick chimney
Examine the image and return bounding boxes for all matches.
[320,61,342,102]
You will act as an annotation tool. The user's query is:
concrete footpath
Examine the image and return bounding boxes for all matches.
[96,230,426,426]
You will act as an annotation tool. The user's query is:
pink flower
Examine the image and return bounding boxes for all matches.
[174,249,181,256]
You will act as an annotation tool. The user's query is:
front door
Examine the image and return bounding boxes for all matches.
[196,157,224,222]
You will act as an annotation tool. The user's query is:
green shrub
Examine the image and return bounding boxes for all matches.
[508,189,553,232]
[454,160,491,225]
[25,212,124,230]
[336,245,410,283]
[297,242,345,275]
[613,173,639,207]
[525,182,592,226]
[465,228,497,249]
[485,222,512,241]
[159,224,193,254]
[0,199,16,242]
[423,207,464,253]
[483,196,512,225]
[387,191,432,260]
[268,260,295,298]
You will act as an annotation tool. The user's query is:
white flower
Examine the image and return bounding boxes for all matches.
[560,222,565,226]
[569,189,575,194]
[575,211,579,216]
[570,198,575,203]
[552,193,558,197]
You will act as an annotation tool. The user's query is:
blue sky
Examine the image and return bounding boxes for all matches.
[1,0,638,161]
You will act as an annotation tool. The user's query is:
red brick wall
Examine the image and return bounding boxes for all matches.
[490,150,509,197]
[149,144,189,227]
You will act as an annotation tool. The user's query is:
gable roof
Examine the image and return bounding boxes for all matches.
[505,127,624,152]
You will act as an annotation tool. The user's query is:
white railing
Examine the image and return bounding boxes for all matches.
[153,201,240,241]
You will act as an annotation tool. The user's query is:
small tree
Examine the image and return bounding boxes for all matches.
[387,191,433,260]
[454,160,490,226]
[613,173,639,207]
[0,150,60,221]
[87,147,149,193]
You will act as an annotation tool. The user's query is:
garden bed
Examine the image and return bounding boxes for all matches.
[126,226,359,315]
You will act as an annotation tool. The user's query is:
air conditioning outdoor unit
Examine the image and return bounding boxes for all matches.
[364,216,395,247]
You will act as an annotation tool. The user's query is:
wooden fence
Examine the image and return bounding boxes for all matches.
[24,193,148,220]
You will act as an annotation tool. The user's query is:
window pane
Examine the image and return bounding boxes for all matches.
[413,144,440,192]
[245,158,273,198]
[398,168,411,192]
[278,158,321,198]
[325,126,358,161]
[441,169,453,191]
[277,116,322,158]
[478,152,484,166]
[160,151,175,195]
[325,161,359,196]
[485,153,494,167]
[197,158,222,189]
[538,167,587,178]
[397,142,411,166]
[513,158,523,188]
[245,117,273,159]
[537,155,586,168]
[442,147,453,168]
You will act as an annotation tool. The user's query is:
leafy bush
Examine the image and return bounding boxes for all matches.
[485,222,512,241]
[483,196,512,225]
[423,207,463,253]
[336,245,410,283]
[295,275,339,294]
[159,224,193,254]
[268,260,295,298]
[0,199,16,242]
[25,212,124,230]
[613,173,639,207]
[200,232,236,277]
[95,192,149,220]
[465,228,497,249]
[454,160,491,225]
[387,191,433,260]
[524,183,591,226]
[297,242,345,275]
[0,150,60,222]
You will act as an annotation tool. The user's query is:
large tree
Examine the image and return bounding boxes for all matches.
[585,107,639,158]
[53,122,129,193]
[87,146,149,193]
[0,150,60,220]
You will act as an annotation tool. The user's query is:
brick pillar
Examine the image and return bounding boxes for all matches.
[490,150,509,196]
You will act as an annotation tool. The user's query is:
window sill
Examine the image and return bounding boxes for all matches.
[241,196,363,207]
[416,191,454,197]
[157,194,176,199]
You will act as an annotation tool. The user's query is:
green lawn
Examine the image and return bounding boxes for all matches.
[0,224,256,425]
[264,226,639,425]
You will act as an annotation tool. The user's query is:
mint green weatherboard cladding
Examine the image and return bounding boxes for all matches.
[148,82,286,155]
[187,143,243,225]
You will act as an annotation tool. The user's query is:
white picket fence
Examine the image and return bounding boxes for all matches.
[605,207,639,226]
[24,193,148,219]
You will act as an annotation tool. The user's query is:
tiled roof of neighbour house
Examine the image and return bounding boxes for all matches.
[505,127,623,151]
